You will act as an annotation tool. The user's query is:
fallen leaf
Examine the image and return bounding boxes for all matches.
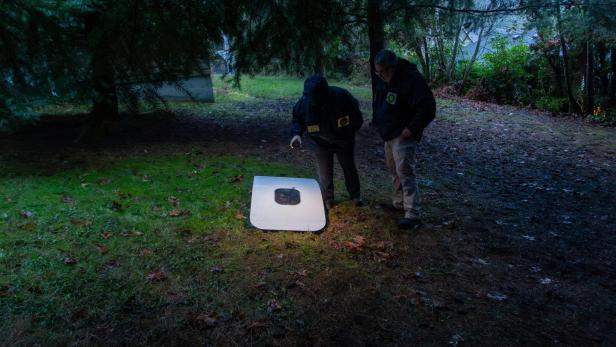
[61,195,75,204]
[132,231,144,236]
[486,292,508,301]
[110,201,122,211]
[345,235,366,252]
[371,240,394,251]
[234,210,246,220]
[104,260,120,268]
[169,209,191,217]
[371,251,392,262]
[230,175,244,183]
[211,266,224,274]
[266,299,282,313]
[203,234,221,245]
[97,177,111,185]
[189,313,218,328]
[96,245,109,255]
[101,232,113,240]
[63,256,77,265]
[70,219,91,227]
[147,270,166,282]
[167,196,180,207]
[139,249,153,257]
[218,201,232,212]
[295,269,309,277]
[246,319,267,330]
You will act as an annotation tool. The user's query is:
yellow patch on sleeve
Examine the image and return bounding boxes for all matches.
[307,124,320,133]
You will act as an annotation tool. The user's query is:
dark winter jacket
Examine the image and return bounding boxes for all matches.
[372,58,436,142]
[291,76,363,147]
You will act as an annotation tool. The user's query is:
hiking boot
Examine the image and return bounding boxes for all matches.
[398,217,422,230]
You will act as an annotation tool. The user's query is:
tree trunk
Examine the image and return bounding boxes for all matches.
[584,0,593,114]
[424,37,431,82]
[556,1,581,114]
[458,24,484,96]
[447,25,462,82]
[414,38,428,78]
[585,37,593,114]
[435,34,447,82]
[367,0,385,98]
[610,47,616,105]
[597,42,608,97]
[79,11,119,143]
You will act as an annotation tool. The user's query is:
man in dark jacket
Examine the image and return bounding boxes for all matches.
[290,75,363,210]
[372,49,436,230]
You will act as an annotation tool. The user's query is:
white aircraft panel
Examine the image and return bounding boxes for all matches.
[249,176,326,232]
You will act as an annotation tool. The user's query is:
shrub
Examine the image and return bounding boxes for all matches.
[476,37,535,105]
[536,96,567,113]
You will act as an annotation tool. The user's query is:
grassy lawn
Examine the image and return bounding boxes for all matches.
[34,74,372,117]
[0,147,395,345]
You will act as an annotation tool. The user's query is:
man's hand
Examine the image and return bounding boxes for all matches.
[290,135,302,149]
[401,127,412,139]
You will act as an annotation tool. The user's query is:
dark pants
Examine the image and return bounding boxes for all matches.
[314,141,360,202]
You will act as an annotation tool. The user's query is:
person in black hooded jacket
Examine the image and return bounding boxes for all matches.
[290,75,363,210]
[372,49,436,230]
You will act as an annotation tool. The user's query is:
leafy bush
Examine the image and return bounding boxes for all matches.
[477,37,535,105]
[536,96,567,113]
[591,105,616,126]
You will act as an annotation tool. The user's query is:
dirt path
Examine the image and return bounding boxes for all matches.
[1,98,615,346]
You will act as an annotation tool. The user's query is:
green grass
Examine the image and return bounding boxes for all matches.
[0,153,309,342]
[0,151,389,345]
[211,74,372,102]
[34,75,372,116]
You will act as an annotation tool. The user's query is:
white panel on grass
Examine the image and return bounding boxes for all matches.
[249,176,326,232]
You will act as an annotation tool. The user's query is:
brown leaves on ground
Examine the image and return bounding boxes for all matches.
[266,299,282,313]
[230,175,244,183]
[343,235,396,263]
[101,231,113,240]
[97,177,111,185]
[110,201,122,211]
[61,195,75,204]
[234,210,246,220]
[63,256,77,265]
[146,270,166,282]
[120,230,143,237]
[345,235,366,252]
[169,209,191,217]
[167,196,180,207]
[187,312,218,329]
[218,200,233,212]
[96,245,109,255]
[210,266,224,274]
[70,219,91,227]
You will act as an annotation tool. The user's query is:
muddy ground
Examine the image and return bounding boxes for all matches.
[1,98,615,346]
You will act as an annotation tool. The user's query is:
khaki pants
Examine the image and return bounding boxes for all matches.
[384,135,421,219]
